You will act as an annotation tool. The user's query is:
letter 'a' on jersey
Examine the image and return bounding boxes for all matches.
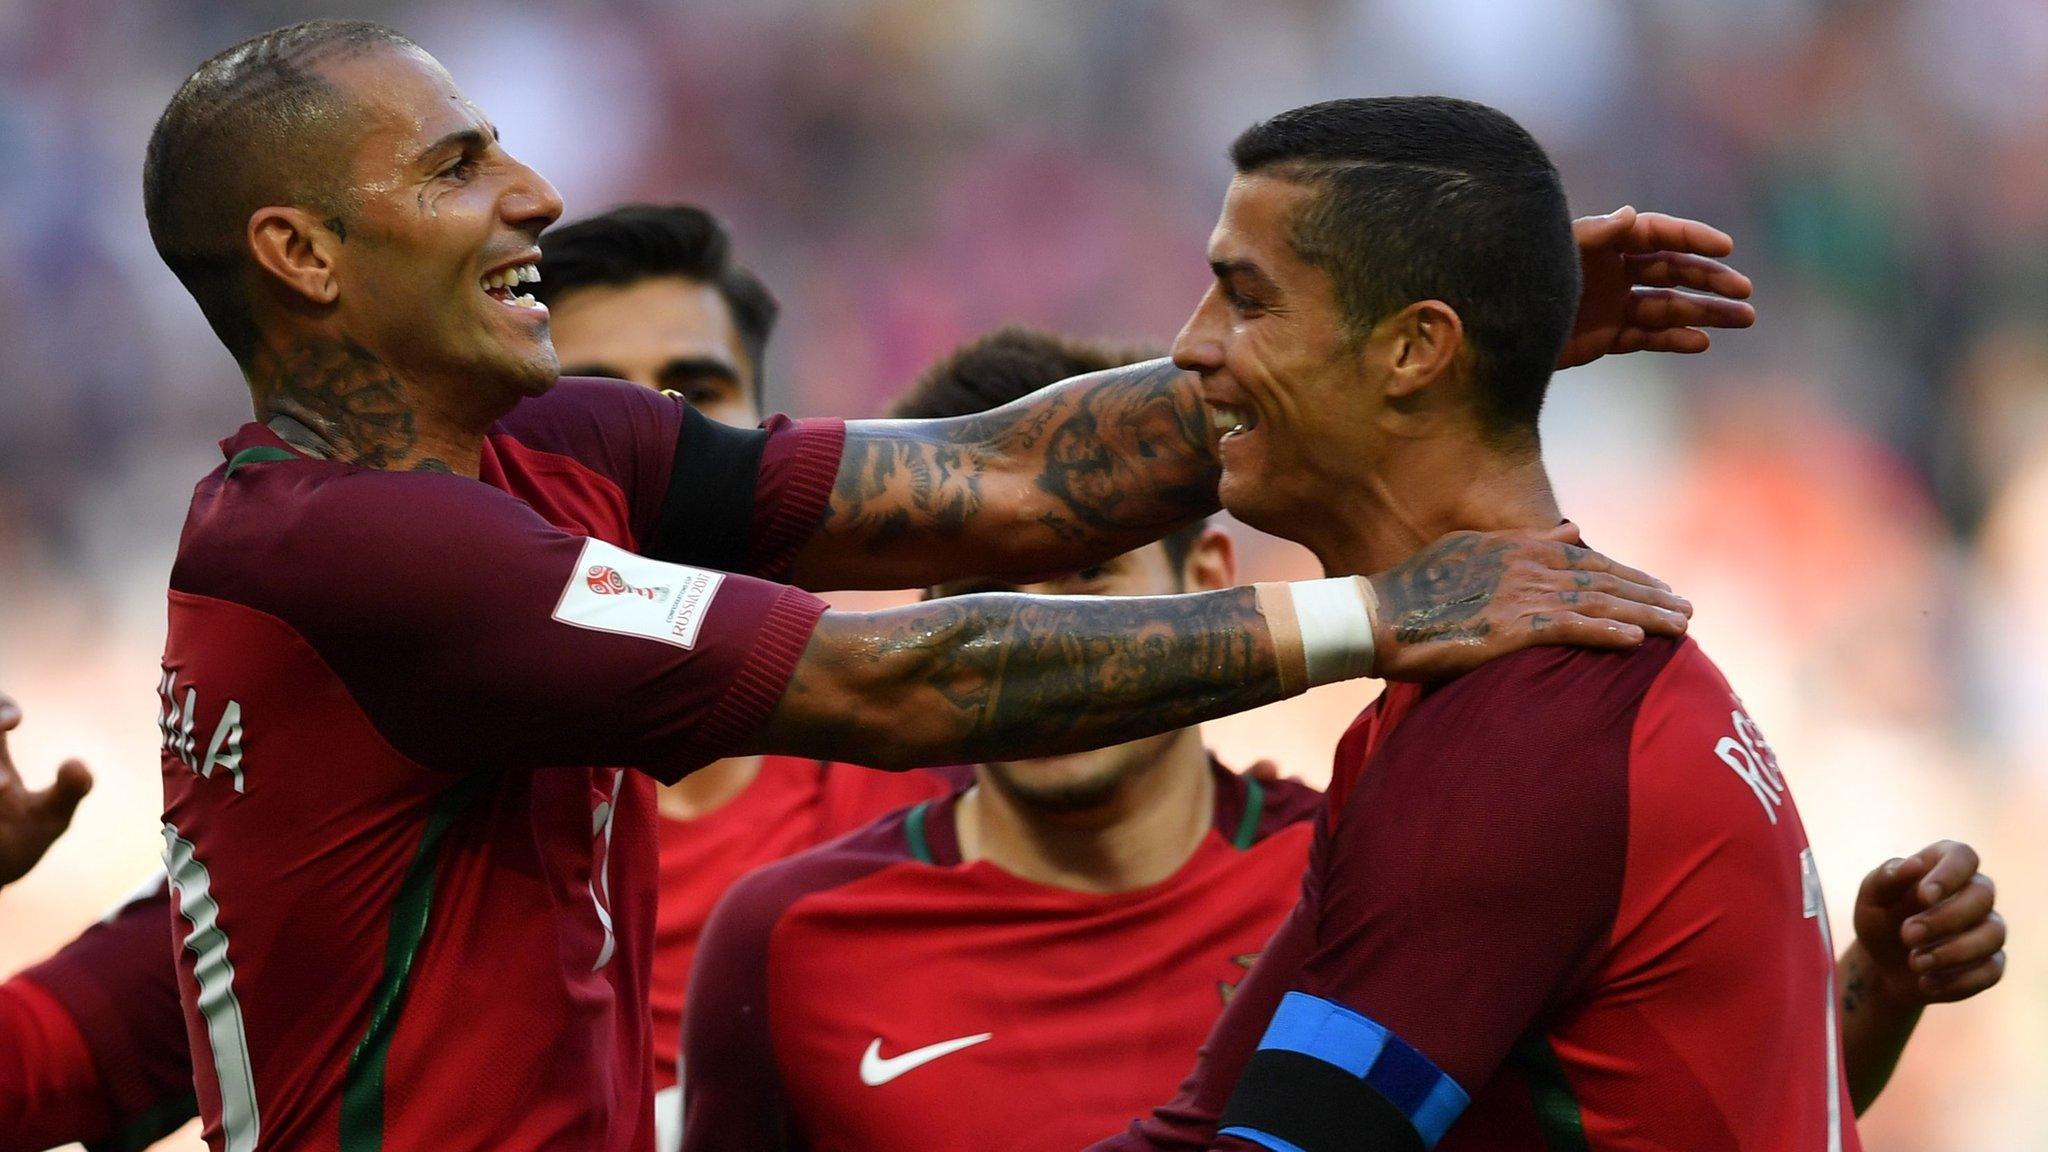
[158,380,845,1152]
[1096,636,1862,1152]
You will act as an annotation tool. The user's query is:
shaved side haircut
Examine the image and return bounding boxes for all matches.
[1231,96,1579,442]
[144,19,419,362]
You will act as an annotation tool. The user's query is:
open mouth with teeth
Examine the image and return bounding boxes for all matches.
[1209,402,1257,439]
[482,261,544,310]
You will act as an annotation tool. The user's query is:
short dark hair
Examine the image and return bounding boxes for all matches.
[145,20,419,363]
[1230,96,1579,441]
[892,326,1209,574]
[535,204,779,395]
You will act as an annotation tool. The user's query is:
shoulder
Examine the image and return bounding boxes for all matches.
[490,376,678,447]
[1211,761,1323,846]
[704,812,922,956]
[1386,635,1689,767]
[174,459,555,611]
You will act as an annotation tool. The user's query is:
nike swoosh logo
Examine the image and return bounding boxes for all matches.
[859,1032,993,1086]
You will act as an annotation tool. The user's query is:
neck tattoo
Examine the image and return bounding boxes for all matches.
[251,337,450,474]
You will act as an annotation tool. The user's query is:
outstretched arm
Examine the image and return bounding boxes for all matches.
[1839,841,2006,1114]
[787,209,1752,594]
[790,358,1216,591]
[761,528,1690,768]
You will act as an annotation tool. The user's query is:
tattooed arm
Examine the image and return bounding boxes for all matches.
[788,359,1218,591]
[1839,842,2006,1114]
[756,528,1691,768]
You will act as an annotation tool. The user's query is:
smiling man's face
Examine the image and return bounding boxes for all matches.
[1171,173,1386,538]
[318,46,565,410]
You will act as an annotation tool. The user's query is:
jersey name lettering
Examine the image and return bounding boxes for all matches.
[159,667,247,793]
[1715,707,1783,824]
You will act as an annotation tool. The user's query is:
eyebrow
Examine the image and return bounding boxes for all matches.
[656,358,743,390]
[414,123,499,167]
[1211,259,1280,295]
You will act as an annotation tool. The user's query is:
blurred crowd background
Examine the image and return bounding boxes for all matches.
[0,0,2042,1147]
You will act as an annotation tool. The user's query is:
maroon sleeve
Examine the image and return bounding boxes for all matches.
[681,836,906,1152]
[493,378,845,580]
[175,468,827,781]
[4,881,193,1152]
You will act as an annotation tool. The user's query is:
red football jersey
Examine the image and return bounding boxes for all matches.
[682,762,1323,1152]
[1099,637,1861,1152]
[158,380,842,1152]
[1,880,193,1152]
[647,758,962,1089]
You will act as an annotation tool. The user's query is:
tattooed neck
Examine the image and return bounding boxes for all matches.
[251,337,479,476]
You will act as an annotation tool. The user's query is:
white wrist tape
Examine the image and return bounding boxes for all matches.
[1253,576,1379,694]
[1292,576,1379,686]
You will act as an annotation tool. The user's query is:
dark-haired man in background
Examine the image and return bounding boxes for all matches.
[539,203,777,425]
[1098,96,2008,1152]
[681,329,1327,1152]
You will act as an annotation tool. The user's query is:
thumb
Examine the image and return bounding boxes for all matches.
[1534,519,1587,547]
[1858,854,1929,909]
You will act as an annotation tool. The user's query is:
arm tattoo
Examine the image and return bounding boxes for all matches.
[1373,531,1516,645]
[250,336,445,472]
[1841,953,1866,1015]
[772,587,1280,767]
[823,359,1221,573]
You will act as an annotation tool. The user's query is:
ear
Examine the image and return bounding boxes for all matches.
[1180,526,1237,592]
[1379,300,1464,401]
[247,206,343,307]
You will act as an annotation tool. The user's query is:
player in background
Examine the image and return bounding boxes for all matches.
[532,204,962,1129]
[140,24,1712,1152]
[1093,97,2013,1152]
[679,328,1326,1152]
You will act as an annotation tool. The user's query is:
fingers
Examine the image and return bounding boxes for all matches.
[1572,205,1637,250]
[1857,854,1932,911]
[1540,590,1689,638]
[27,759,93,832]
[1904,872,1995,947]
[1622,251,1753,300]
[1525,612,1647,650]
[1625,287,1757,332]
[1532,520,1586,547]
[0,695,17,782]
[1546,540,1680,598]
[1915,939,2006,1002]
[1624,211,1735,259]
[1908,840,1981,908]
[1550,569,1692,617]
[1614,328,1714,355]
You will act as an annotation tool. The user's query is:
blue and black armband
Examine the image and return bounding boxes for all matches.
[1217,992,1469,1152]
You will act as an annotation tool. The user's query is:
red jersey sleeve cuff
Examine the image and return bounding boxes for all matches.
[676,586,830,778]
[747,418,846,581]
